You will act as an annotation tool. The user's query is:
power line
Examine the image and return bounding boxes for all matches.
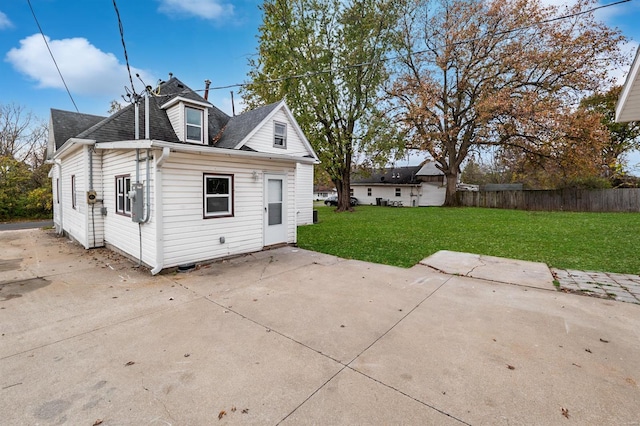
[154,0,633,98]
[26,0,79,112]
[112,0,137,100]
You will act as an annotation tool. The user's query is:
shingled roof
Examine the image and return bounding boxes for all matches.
[50,109,105,150]
[215,101,281,149]
[352,166,423,185]
[49,78,293,156]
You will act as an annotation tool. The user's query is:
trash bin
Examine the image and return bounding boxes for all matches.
[376,197,382,206]
[381,199,388,206]
[313,210,318,223]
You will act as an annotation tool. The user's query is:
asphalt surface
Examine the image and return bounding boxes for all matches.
[0,220,53,231]
[1,229,639,425]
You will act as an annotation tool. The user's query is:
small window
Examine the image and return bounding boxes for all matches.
[350,188,354,196]
[395,188,401,197]
[274,122,287,148]
[71,175,77,209]
[367,187,372,197]
[116,175,131,216]
[204,174,233,218]
[185,107,203,143]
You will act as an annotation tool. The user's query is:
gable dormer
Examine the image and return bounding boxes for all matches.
[161,96,211,144]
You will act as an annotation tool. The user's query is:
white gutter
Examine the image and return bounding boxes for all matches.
[94,140,319,164]
[150,147,171,275]
[53,138,96,160]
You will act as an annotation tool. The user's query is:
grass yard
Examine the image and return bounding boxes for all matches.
[297,205,640,275]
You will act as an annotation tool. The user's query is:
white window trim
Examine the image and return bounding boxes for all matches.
[274,122,287,148]
[204,173,234,218]
[185,106,204,143]
[116,175,132,216]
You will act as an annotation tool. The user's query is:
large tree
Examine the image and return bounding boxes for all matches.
[389,0,626,205]
[580,85,640,178]
[242,0,402,211]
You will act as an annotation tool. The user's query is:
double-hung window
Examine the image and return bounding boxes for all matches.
[185,107,203,143]
[71,175,76,209]
[274,122,287,148]
[367,188,372,196]
[395,188,401,197]
[116,175,131,215]
[204,174,233,218]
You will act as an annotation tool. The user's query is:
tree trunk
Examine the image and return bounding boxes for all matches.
[335,168,353,212]
[443,170,459,206]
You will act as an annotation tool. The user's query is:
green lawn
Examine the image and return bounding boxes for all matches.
[297,205,640,274]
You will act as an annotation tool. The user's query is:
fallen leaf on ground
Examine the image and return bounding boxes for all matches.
[242,408,249,414]
[218,410,226,420]
[93,420,103,426]
[585,348,592,353]
[507,365,515,370]
[124,361,135,366]
[599,338,609,343]
[561,407,569,418]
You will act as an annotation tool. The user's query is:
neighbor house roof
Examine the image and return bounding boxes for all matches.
[616,46,640,122]
[352,166,423,185]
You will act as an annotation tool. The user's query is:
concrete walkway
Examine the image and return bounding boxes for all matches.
[1,230,639,425]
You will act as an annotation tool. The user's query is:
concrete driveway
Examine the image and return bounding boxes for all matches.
[1,229,639,425]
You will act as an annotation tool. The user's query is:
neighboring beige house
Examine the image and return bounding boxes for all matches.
[350,163,446,207]
[47,77,318,274]
[616,46,640,122]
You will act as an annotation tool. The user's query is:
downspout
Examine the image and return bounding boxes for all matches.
[88,147,96,248]
[150,146,170,275]
[55,159,63,235]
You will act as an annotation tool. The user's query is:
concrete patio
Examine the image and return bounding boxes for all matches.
[1,229,639,424]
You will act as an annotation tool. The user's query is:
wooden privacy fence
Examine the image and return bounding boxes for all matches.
[457,188,640,212]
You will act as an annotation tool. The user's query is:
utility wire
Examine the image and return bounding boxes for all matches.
[26,0,79,112]
[112,0,137,99]
[151,0,633,98]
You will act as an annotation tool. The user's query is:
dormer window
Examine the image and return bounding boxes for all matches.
[186,107,203,143]
[274,122,287,148]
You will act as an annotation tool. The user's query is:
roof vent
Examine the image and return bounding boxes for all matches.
[380,176,385,181]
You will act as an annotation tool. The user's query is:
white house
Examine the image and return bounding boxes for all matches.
[47,77,319,274]
[616,46,640,122]
[350,163,446,207]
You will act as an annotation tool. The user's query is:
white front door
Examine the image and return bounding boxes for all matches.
[264,174,287,246]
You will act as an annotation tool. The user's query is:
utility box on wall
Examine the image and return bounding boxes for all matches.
[129,183,144,223]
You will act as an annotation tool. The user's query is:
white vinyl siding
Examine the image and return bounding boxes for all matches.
[102,150,157,267]
[295,163,314,225]
[59,148,86,247]
[243,109,309,156]
[351,183,446,207]
[160,152,297,268]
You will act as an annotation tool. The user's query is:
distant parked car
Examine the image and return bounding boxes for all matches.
[324,195,358,206]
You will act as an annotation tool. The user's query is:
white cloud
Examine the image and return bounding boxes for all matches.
[5,34,154,97]
[0,11,13,29]
[157,0,234,20]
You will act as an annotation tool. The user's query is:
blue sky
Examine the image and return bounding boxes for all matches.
[1,0,640,169]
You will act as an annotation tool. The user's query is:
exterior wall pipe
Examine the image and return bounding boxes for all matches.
[54,159,63,235]
[150,146,170,275]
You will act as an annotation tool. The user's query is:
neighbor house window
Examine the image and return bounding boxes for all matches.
[71,175,77,209]
[204,174,233,218]
[367,187,372,197]
[395,188,401,197]
[350,188,354,196]
[185,107,203,143]
[116,175,131,215]
[274,122,287,148]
